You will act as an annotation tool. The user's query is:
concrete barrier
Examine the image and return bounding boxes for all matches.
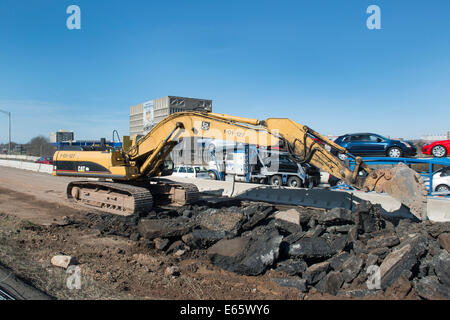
[38,164,53,174]
[427,197,450,222]
[0,155,39,162]
[0,159,52,174]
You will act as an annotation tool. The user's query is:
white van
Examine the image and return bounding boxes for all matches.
[171,165,210,179]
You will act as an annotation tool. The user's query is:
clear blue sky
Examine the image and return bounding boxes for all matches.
[0,0,449,143]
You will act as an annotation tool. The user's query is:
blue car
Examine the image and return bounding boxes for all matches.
[333,133,417,159]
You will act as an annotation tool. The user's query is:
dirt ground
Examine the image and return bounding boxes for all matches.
[0,167,309,300]
[1,167,433,300]
[0,167,78,224]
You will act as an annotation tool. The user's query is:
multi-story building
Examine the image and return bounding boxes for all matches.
[129,96,212,137]
[50,130,74,143]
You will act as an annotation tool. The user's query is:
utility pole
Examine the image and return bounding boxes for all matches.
[0,109,11,154]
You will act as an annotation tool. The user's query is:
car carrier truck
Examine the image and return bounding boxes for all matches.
[206,143,321,188]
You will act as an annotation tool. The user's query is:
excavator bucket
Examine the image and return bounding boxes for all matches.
[365,163,428,220]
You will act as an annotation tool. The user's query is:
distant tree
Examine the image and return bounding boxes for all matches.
[27,136,56,157]
[0,142,18,154]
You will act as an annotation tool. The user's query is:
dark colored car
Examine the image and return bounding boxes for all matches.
[422,140,450,158]
[333,133,417,158]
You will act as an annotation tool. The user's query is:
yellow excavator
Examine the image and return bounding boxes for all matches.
[53,112,428,220]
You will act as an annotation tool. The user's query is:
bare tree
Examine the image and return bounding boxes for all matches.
[0,142,19,154]
[27,136,56,157]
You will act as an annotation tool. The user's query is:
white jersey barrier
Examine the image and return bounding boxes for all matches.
[0,155,40,162]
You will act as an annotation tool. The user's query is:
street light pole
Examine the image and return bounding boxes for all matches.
[0,109,11,154]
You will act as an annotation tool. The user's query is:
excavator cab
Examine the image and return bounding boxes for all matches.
[159,159,175,176]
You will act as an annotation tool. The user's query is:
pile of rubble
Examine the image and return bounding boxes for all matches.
[86,200,450,299]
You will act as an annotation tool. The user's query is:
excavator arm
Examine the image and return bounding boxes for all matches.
[126,112,427,219]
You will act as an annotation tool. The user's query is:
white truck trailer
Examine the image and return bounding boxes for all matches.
[206,143,321,188]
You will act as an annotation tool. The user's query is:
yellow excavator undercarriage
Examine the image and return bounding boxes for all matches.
[53,112,428,220]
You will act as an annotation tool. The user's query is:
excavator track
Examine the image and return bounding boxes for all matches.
[66,180,200,216]
[67,181,153,216]
[175,181,200,204]
[147,180,200,206]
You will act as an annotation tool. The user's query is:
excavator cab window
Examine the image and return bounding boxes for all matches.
[159,160,175,176]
